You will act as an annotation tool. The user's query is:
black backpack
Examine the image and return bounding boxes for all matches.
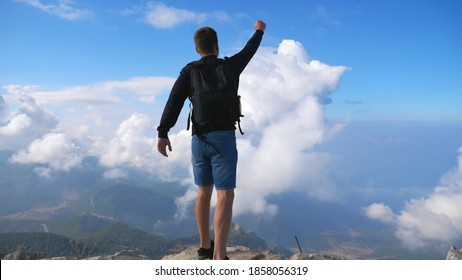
[187,59,244,134]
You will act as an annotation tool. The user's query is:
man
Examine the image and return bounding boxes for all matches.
[157,20,266,260]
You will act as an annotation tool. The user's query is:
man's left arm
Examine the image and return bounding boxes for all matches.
[228,20,266,73]
[228,28,264,74]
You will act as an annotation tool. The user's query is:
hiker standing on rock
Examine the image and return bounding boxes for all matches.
[157,20,266,260]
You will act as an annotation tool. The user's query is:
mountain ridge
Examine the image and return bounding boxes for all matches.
[0,219,270,260]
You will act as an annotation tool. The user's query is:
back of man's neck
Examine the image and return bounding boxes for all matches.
[200,53,217,58]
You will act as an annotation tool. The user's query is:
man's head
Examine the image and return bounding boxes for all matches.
[194,27,218,57]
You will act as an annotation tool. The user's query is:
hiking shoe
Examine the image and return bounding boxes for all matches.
[197,240,214,260]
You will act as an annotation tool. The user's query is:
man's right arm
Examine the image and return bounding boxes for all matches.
[157,69,191,139]
[156,68,191,157]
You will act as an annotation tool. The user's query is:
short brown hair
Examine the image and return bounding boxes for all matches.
[194,27,218,54]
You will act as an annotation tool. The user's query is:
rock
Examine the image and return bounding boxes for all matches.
[43,250,150,260]
[162,245,284,260]
[290,253,344,260]
[47,256,70,260]
[2,250,49,260]
[84,250,150,260]
[27,246,462,260]
[162,247,198,260]
[446,246,462,260]
[228,247,284,260]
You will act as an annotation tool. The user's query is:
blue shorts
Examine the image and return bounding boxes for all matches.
[191,130,237,190]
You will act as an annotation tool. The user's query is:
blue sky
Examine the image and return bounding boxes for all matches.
[1,0,462,248]
[1,0,461,121]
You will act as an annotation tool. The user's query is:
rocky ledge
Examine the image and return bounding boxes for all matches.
[446,246,462,260]
[162,245,343,260]
[4,246,461,260]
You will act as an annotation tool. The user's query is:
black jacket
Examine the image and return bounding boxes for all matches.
[157,30,264,139]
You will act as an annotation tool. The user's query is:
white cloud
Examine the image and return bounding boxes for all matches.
[33,167,53,179]
[234,40,348,215]
[10,132,84,175]
[103,168,128,180]
[0,114,32,136]
[143,2,229,29]
[363,203,395,223]
[0,96,9,121]
[14,0,93,21]
[0,94,58,150]
[145,2,206,29]
[7,77,175,105]
[174,187,198,220]
[99,113,156,169]
[3,84,40,95]
[366,147,462,248]
[1,78,174,152]
[97,113,191,181]
[173,39,350,217]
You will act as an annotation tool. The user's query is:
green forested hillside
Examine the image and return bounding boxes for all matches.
[0,232,76,258]
[0,222,175,259]
[85,222,174,259]
[0,220,270,259]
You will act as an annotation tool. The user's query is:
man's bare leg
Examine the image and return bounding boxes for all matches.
[213,188,234,260]
[196,185,213,249]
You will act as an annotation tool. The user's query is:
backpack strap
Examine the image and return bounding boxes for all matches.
[186,100,192,131]
[237,120,244,135]
[186,60,202,131]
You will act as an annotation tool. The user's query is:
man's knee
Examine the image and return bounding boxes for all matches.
[197,185,213,201]
[217,189,234,205]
